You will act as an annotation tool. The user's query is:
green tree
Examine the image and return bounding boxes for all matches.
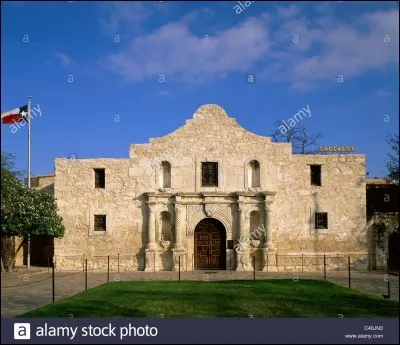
[1,151,24,180]
[1,152,65,271]
[386,134,399,183]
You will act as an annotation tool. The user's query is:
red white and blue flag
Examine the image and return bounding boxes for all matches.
[1,104,29,124]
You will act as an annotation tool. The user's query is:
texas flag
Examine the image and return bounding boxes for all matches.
[1,104,29,124]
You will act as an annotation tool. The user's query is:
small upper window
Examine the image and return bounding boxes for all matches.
[202,162,218,187]
[315,212,328,229]
[94,215,106,231]
[94,169,105,188]
[250,160,260,188]
[310,165,321,186]
[162,161,171,188]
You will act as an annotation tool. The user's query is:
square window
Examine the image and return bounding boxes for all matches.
[310,165,321,186]
[94,169,105,188]
[202,162,218,187]
[94,215,106,231]
[315,212,328,229]
[227,240,233,250]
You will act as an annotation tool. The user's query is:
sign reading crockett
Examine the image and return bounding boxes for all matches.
[319,146,355,152]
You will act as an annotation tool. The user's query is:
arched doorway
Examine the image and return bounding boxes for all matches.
[194,218,226,270]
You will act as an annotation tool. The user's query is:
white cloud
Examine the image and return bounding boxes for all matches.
[262,9,399,91]
[55,52,71,67]
[98,2,152,35]
[180,7,216,25]
[375,90,392,97]
[158,90,169,96]
[275,5,300,18]
[101,17,270,84]
[99,4,399,91]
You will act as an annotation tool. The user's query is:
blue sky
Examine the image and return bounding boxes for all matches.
[1,1,398,178]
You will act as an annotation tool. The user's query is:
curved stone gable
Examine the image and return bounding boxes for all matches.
[130,104,275,158]
[192,104,228,120]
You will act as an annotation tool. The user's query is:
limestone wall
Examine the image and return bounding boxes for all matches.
[53,158,147,269]
[274,154,367,254]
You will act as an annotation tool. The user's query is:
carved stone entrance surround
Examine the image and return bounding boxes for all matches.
[144,191,276,271]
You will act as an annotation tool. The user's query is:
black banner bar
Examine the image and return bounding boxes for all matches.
[3,318,399,344]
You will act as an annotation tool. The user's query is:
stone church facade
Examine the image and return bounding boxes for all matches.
[33,104,368,271]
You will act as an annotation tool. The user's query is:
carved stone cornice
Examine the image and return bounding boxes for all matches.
[147,202,158,213]
[238,201,246,213]
[204,204,213,217]
[265,193,275,206]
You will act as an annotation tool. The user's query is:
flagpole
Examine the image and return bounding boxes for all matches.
[27,96,31,269]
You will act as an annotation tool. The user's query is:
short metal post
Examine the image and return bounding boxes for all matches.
[107,256,110,283]
[230,251,232,274]
[52,262,55,303]
[266,254,268,273]
[324,254,326,280]
[387,256,389,275]
[85,258,88,291]
[253,256,256,280]
[387,257,390,299]
[178,256,181,281]
[348,256,351,289]
[276,253,278,270]
[337,253,339,271]
[118,253,120,273]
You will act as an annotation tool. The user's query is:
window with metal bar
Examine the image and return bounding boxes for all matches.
[94,215,106,231]
[201,162,218,187]
[315,212,328,229]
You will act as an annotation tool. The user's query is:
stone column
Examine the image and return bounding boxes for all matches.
[262,194,276,272]
[174,204,184,249]
[147,204,157,251]
[172,203,186,271]
[145,203,158,272]
[237,203,250,271]
[264,197,275,250]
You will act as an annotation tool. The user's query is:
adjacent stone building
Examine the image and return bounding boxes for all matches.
[366,179,399,272]
[31,104,368,271]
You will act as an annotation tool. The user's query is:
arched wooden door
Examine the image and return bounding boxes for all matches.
[194,218,226,270]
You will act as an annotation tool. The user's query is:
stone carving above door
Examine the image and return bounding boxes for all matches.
[187,203,232,237]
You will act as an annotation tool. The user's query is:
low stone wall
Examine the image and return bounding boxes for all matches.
[54,255,144,272]
[264,253,369,272]
[54,252,371,272]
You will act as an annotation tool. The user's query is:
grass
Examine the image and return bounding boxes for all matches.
[18,280,399,318]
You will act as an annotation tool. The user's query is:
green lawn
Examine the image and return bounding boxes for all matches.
[18,280,399,318]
